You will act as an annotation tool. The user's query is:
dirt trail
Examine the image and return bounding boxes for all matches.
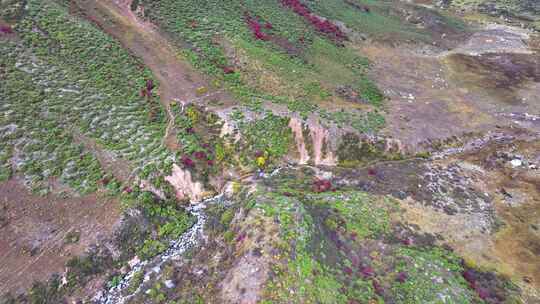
[73,0,235,150]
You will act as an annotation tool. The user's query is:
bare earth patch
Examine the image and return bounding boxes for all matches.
[0,178,121,296]
[361,24,540,151]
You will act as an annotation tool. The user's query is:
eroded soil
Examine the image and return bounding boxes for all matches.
[0,178,121,296]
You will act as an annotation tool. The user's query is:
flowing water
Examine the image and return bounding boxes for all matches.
[94,194,227,304]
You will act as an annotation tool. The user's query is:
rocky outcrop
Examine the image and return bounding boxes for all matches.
[288,117,310,164]
[308,119,337,166]
[165,164,206,203]
[289,117,337,166]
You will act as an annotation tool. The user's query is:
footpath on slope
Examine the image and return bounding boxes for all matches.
[73,0,235,150]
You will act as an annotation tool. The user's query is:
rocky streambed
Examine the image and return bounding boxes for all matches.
[94,194,228,304]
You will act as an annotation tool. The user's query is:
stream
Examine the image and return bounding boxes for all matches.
[93,194,228,304]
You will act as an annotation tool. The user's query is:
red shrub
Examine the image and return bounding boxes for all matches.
[343,267,353,276]
[280,0,347,43]
[476,287,490,300]
[244,12,271,41]
[372,280,384,296]
[313,179,332,192]
[223,66,235,74]
[0,25,13,34]
[146,79,154,92]
[462,270,476,285]
[401,237,413,246]
[207,160,214,166]
[194,151,207,160]
[236,232,247,242]
[350,254,359,267]
[181,156,195,168]
[360,266,374,278]
[100,177,110,185]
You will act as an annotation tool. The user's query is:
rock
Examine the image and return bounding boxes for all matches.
[164,279,175,289]
[128,256,140,269]
[165,164,206,202]
[510,159,522,168]
[392,190,408,200]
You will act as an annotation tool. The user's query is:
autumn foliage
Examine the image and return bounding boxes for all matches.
[244,12,271,41]
[0,25,13,34]
[280,0,347,44]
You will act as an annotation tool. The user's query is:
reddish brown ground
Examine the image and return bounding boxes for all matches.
[0,178,121,296]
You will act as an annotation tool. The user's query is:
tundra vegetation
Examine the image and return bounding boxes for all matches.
[0,0,539,303]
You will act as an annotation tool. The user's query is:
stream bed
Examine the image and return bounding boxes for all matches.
[94,194,227,304]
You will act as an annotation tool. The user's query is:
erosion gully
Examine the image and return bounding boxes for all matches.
[94,194,226,304]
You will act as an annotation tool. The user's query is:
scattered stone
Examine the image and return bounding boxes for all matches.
[510,159,522,168]
[128,256,140,269]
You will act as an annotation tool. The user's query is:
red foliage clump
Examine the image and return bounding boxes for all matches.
[343,267,353,276]
[222,66,235,74]
[181,156,195,168]
[462,270,476,286]
[236,232,247,242]
[280,0,347,44]
[462,270,495,301]
[350,254,360,267]
[372,280,384,296]
[100,177,110,185]
[139,79,155,100]
[313,178,332,192]
[194,151,207,160]
[401,237,413,246]
[396,272,408,283]
[146,79,154,92]
[0,25,13,34]
[244,12,271,41]
[360,266,374,278]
